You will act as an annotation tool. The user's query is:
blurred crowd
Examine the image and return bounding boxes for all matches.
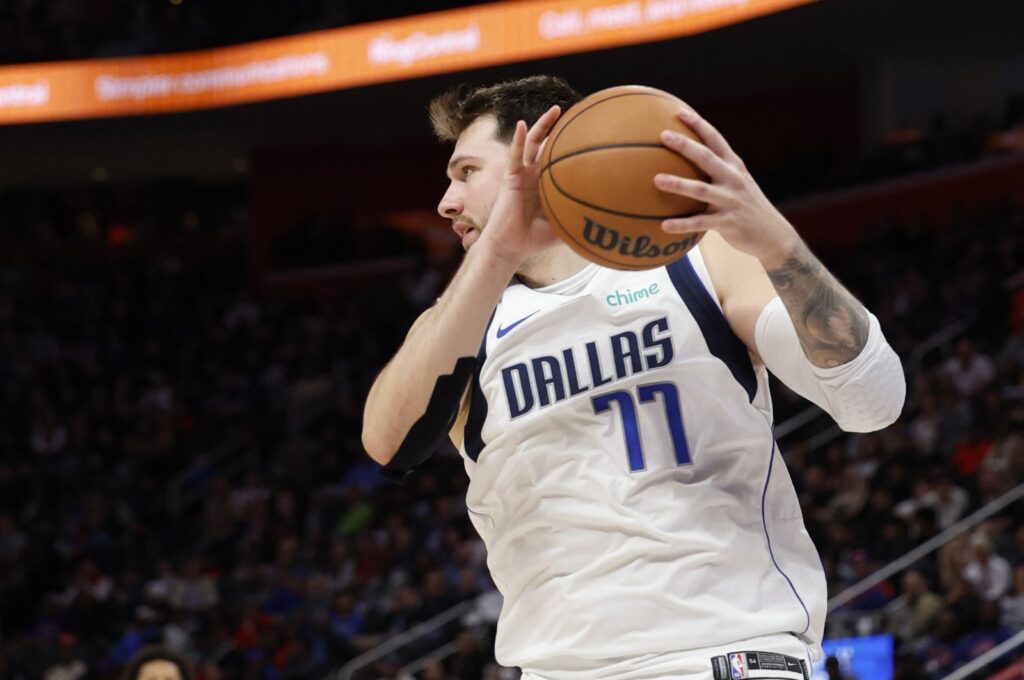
[0,181,450,679]
[0,178,1023,680]
[793,203,1024,679]
[754,99,1024,203]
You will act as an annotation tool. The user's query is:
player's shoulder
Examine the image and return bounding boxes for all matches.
[694,231,770,300]
[692,230,730,267]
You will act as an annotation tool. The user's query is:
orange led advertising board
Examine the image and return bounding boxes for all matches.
[0,0,814,125]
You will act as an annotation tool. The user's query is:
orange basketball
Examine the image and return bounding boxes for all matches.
[539,85,707,270]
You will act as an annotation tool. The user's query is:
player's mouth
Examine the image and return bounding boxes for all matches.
[461,228,479,249]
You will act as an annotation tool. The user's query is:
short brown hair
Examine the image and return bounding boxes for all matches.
[429,75,582,144]
[122,646,193,680]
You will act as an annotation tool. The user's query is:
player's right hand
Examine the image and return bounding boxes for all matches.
[479,105,563,266]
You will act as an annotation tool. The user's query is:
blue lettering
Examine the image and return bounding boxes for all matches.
[502,363,534,418]
[532,356,566,407]
[501,318,674,415]
[611,331,643,379]
[586,341,613,388]
[642,317,673,368]
[562,348,590,396]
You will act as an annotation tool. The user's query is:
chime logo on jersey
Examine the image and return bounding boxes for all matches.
[500,316,674,418]
[729,653,748,679]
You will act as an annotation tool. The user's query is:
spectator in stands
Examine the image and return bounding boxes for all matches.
[843,549,895,610]
[166,558,218,612]
[888,570,945,642]
[824,656,856,680]
[952,424,995,479]
[448,630,488,680]
[963,532,1014,602]
[908,391,943,456]
[421,658,451,679]
[930,471,970,530]
[1006,526,1024,568]
[826,467,870,522]
[922,611,966,677]
[957,600,1014,664]
[1000,567,1024,631]
[945,338,997,398]
[41,634,87,680]
[981,419,1024,487]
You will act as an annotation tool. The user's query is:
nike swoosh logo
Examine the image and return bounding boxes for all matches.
[496,311,539,338]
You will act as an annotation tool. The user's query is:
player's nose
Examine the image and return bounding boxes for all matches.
[437,184,463,219]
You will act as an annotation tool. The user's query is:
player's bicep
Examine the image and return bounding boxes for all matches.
[699,231,777,363]
[369,307,436,389]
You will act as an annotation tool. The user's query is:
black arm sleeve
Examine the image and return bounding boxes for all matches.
[379,355,478,481]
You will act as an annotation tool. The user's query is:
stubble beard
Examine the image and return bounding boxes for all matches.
[460,211,554,281]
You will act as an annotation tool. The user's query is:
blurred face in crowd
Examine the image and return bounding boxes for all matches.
[902,570,926,597]
[137,660,183,680]
[437,115,509,252]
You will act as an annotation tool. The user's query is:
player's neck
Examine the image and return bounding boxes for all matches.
[515,245,590,289]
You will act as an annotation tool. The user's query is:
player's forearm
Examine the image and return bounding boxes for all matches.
[362,240,519,464]
[763,239,870,369]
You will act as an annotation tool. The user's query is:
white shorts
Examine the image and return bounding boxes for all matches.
[519,633,814,680]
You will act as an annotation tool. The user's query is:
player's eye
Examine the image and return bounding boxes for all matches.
[462,165,477,178]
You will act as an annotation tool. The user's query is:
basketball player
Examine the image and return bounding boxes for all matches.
[362,76,905,680]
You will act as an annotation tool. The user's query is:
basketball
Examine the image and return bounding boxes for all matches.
[539,85,707,270]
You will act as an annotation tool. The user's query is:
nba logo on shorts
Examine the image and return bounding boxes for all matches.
[728,653,748,679]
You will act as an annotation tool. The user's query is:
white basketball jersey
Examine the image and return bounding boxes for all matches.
[458,248,826,677]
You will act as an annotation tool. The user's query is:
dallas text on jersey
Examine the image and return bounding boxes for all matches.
[501,316,673,418]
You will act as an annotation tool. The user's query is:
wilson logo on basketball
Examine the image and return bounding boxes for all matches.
[582,216,695,259]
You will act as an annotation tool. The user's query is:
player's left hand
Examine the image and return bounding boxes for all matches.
[653,105,800,269]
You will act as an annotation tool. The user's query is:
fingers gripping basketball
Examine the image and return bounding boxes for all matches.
[540,85,707,271]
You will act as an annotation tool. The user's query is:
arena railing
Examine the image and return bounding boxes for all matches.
[166,430,250,516]
[939,630,1024,680]
[329,600,474,680]
[826,479,1024,625]
[167,372,338,515]
[395,640,459,680]
[906,316,975,378]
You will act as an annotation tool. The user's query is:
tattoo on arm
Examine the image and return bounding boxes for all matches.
[766,241,870,368]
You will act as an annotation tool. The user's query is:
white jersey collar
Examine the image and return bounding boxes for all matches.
[521,263,601,296]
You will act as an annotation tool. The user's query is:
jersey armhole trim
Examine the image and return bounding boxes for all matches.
[464,309,496,462]
[690,245,724,311]
[666,254,758,402]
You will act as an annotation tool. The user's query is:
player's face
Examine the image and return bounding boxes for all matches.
[438,115,509,251]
